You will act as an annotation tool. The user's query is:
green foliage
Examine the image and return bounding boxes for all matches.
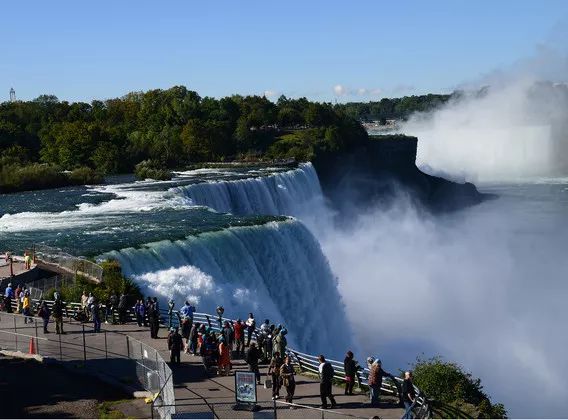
[0,85,371,191]
[134,160,172,180]
[45,260,142,304]
[411,356,507,419]
[338,93,453,122]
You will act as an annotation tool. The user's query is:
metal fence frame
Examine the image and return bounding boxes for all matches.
[31,244,103,283]
[0,301,175,419]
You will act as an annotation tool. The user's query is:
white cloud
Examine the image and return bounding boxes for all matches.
[334,84,382,97]
[263,90,278,98]
[333,84,347,96]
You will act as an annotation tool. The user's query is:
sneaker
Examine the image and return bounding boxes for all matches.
[272,397,276,400]
[275,395,279,399]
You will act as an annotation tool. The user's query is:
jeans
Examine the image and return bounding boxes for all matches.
[370,384,381,406]
[93,318,101,333]
[403,401,413,419]
[320,381,336,407]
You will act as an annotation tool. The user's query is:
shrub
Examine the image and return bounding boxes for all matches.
[411,356,506,418]
[134,160,172,180]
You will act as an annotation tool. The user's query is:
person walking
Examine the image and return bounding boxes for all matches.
[245,313,255,346]
[38,301,50,333]
[368,359,393,407]
[107,292,119,324]
[167,327,183,365]
[22,290,32,324]
[52,293,65,334]
[280,355,296,407]
[343,350,358,395]
[234,319,245,358]
[318,355,337,409]
[402,371,416,419]
[148,301,158,339]
[91,299,101,333]
[246,342,261,385]
[268,351,283,400]
[218,337,231,376]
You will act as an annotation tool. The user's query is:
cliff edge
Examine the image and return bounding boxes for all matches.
[312,135,484,213]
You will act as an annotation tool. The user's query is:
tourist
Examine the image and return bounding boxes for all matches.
[180,301,195,322]
[24,251,32,270]
[273,328,287,357]
[222,321,234,350]
[402,371,416,419]
[233,319,245,358]
[22,290,32,324]
[81,290,89,318]
[14,284,22,312]
[52,292,65,334]
[181,316,192,349]
[318,355,337,409]
[38,301,50,333]
[4,282,14,313]
[91,299,101,333]
[260,319,270,334]
[107,291,118,324]
[368,358,393,407]
[118,293,128,324]
[245,312,255,346]
[245,342,261,384]
[148,300,159,339]
[133,299,146,327]
[188,322,200,355]
[218,336,231,375]
[268,351,283,400]
[279,355,296,407]
[167,327,183,365]
[343,350,358,395]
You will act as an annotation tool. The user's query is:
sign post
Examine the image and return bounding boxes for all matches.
[234,371,259,411]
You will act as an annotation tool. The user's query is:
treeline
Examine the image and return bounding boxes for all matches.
[0,86,368,192]
[337,93,452,122]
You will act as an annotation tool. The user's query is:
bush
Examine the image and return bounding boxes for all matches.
[411,356,506,418]
[67,166,104,185]
[134,160,172,180]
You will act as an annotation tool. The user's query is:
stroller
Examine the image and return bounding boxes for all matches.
[201,339,219,374]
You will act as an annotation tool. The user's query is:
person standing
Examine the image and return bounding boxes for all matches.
[108,292,119,324]
[318,355,337,409]
[148,301,158,339]
[246,342,261,385]
[91,299,101,333]
[218,337,231,375]
[233,319,245,358]
[368,359,393,407]
[134,299,146,327]
[81,291,89,318]
[118,293,128,324]
[280,355,296,407]
[167,327,183,365]
[188,322,200,355]
[268,351,283,400]
[245,313,255,346]
[52,293,65,334]
[38,301,50,333]
[402,371,416,419]
[343,350,358,395]
[3,283,13,313]
[22,290,32,324]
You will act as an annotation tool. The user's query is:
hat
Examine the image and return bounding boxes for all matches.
[170,327,175,332]
[366,356,375,365]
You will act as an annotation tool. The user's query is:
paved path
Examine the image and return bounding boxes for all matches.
[0,314,403,419]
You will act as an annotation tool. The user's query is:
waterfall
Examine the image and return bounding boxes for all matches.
[102,219,350,355]
[170,163,324,216]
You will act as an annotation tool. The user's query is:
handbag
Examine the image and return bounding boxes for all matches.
[264,378,272,389]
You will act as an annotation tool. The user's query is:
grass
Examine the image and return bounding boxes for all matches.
[97,400,131,419]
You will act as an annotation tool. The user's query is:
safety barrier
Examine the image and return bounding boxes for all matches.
[31,244,103,283]
[0,298,175,419]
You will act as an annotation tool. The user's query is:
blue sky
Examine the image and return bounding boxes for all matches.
[1,0,567,103]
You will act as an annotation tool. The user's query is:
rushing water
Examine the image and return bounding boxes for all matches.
[1,163,567,416]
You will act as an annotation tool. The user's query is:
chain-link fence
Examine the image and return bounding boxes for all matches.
[0,311,175,419]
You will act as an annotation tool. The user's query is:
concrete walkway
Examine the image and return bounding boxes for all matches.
[0,315,403,419]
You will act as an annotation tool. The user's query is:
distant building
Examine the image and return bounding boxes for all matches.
[9,87,16,102]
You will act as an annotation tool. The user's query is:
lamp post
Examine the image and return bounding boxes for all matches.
[168,299,175,328]
[216,305,224,329]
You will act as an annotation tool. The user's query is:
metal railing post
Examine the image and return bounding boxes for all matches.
[34,319,39,354]
[58,330,63,360]
[104,331,108,359]
[82,324,87,363]
[13,316,17,351]
[273,398,277,418]
[126,336,130,358]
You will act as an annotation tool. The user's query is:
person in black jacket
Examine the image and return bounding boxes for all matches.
[52,293,65,334]
[402,371,416,419]
[167,327,184,364]
[343,350,358,395]
[246,342,261,384]
[118,293,127,324]
[318,355,337,409]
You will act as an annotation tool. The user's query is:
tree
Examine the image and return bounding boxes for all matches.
[411,356,506,418]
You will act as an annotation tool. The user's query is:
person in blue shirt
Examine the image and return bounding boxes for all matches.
[180,301,195,319]
[4,283,14,313]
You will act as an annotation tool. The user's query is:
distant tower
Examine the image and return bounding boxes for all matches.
[9,87,15,102]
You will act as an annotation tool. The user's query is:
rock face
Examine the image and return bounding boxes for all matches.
[312,135,484,213]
